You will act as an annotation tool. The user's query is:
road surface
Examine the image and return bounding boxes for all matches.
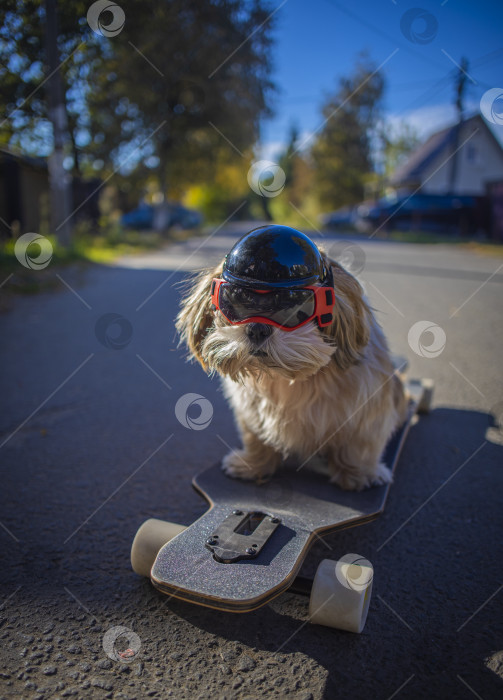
[1,224,502,699]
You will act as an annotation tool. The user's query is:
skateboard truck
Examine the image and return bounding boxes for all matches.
[205,510,281,563]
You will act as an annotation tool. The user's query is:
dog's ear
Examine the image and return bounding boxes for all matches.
[176,263,222,370]
[321,255,370,371]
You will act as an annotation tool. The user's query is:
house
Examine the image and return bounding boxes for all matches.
[382,115,503,238]
[0,149,50,238]
[323,115,503,238]
[390,114,503,197]
[0,148,102,239]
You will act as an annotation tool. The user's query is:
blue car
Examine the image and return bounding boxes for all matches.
[121,203,154,230]
[358,193,481,232]
[121,202,202,230]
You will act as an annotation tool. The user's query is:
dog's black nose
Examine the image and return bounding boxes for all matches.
[245,322,273,344]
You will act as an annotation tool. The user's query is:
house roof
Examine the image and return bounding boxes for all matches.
[390,114,502,186]
[0,147,47,171]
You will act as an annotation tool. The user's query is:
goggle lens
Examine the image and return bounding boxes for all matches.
[219,285,316,329]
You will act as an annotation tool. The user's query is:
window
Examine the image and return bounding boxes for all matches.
[466,144,477,163]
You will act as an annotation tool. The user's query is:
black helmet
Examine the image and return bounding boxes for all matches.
[222,225,330,290]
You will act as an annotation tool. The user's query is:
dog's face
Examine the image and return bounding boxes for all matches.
[201,311,335,381]
[176,251,370,382]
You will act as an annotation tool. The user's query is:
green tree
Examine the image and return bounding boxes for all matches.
[0,0,275,193]
[85,0,275,197]
[311,55,384,210]
[0,1,101,173]
[380,121,420,179]
[273,123,313,222]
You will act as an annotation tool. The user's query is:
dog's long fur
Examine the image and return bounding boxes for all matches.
[176,249,407,490]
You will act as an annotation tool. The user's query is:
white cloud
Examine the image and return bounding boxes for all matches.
[385,101,503,146]
[258,103,503,163]
[255,141,285,162]
[385,103,458,141]
[255,130,314,162]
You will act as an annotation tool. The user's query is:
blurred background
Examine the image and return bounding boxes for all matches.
[1,0,502,263]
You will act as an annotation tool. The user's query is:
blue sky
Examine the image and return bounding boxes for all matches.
[258,0,503,158]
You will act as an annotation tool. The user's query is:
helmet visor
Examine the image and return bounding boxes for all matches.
[218,283,316,329]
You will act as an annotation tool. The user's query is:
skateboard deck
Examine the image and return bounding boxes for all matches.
[149,379,432,612]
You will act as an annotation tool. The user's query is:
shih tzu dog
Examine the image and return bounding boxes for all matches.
[176,225,407,491]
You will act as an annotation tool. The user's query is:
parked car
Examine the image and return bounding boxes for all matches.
[121,202,154,230]
[319,206,357,229]
[121,202,202,230]
[356,193,486,234]
[322,193,489,235]
[168,203,202,229]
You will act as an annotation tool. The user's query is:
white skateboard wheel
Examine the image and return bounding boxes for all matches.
[131,518,186,577]
[308,557,373,633]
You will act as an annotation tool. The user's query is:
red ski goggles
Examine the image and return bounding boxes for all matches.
[210,279,335,331]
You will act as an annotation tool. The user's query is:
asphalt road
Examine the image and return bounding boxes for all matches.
[1,224,502,700]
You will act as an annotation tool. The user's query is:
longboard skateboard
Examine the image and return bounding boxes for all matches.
[131,378,433,633]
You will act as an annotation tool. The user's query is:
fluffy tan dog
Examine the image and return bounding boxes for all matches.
[176,226,407,491]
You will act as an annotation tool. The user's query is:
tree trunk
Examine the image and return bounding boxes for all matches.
[45,0,73,247]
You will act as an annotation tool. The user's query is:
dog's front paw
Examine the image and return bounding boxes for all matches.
[329,462,393,491]
[371,461,393,486]
[329,470,367,491]
[222,450,271,482]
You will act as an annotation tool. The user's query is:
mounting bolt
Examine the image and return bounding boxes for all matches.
[206,538,217,546]
[270,517,280,523]
[246,547,255,555]
[233,510,243,515]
